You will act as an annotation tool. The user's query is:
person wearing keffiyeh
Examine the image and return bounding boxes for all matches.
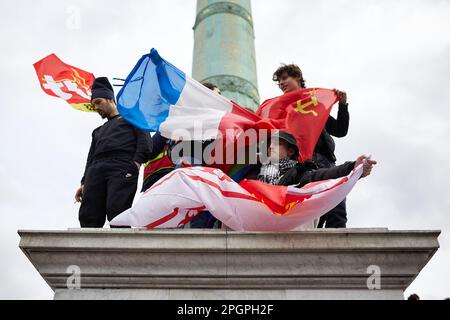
[246,131,376,191]
[257,131,300,185]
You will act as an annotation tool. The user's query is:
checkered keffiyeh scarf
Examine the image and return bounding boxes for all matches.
[257,159,298,185]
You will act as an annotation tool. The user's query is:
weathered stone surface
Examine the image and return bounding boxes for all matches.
[18,229,440,300]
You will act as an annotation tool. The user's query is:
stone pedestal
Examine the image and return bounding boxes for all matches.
[18,228,440,300]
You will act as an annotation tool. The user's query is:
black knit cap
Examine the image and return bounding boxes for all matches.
[91,77,115,101]
[271,131,300,158]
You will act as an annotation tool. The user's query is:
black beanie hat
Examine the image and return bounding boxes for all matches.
[91,77,115,101]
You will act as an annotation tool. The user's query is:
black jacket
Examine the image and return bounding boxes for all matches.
[81,115,153,183]
[245,160,355,187]
[148,133,169,159]
[314,102,349,163]
[278,161,355,187]
[149,132,215,166]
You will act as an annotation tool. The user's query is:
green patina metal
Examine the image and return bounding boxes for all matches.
[193,2,254,33]
[192,0,260,110]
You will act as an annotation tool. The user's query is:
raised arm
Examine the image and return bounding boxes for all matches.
[325,90,349,138]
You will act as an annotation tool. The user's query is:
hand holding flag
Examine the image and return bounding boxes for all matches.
[354,155,377,178]
[117,49,340,167]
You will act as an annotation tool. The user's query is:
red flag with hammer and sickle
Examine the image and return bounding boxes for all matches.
[34,54,96,112]
[256,88,338,162]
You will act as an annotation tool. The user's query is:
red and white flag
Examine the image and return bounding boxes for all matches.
[34,54,95,112]
[110,165,363,231]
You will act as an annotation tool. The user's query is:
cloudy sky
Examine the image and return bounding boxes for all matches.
[0,0,449,299]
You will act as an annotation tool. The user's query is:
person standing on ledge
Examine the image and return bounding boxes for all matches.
[74,77,153,228]
[271,64,350,228]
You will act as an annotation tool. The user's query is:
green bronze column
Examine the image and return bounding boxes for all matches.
[192,0,260,110]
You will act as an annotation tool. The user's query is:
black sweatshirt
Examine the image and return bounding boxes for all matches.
[277,161,356,187]
[314,103,349,163]
[244,160,356,187]
[81,115,153,184]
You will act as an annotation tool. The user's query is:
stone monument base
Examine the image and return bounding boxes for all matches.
[18,228,440,300]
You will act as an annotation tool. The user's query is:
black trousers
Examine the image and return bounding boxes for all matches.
[79,159,139,228]
[317,199,347,228]
[314,154,348,228]
[190,211,220,229]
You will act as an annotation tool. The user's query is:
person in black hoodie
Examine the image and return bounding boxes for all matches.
[245,131,376,192]
[313,91,349,228]
[74,77,153,228]
[272,64,351,228]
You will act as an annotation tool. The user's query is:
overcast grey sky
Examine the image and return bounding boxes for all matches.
[0,0,449,299]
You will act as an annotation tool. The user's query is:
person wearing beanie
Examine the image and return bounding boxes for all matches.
[74,77,153,228]
[245,130,376,191]
[248,130,376,230]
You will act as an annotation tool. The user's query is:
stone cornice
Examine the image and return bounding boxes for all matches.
[19,228,440,296]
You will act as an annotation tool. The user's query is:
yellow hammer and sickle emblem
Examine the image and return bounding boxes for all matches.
[295,96,319,117]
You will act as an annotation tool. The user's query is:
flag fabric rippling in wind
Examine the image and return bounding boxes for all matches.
[34,54,95,112]
[110,164,363,231]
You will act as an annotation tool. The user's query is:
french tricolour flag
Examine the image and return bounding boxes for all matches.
[117,49,262,141]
